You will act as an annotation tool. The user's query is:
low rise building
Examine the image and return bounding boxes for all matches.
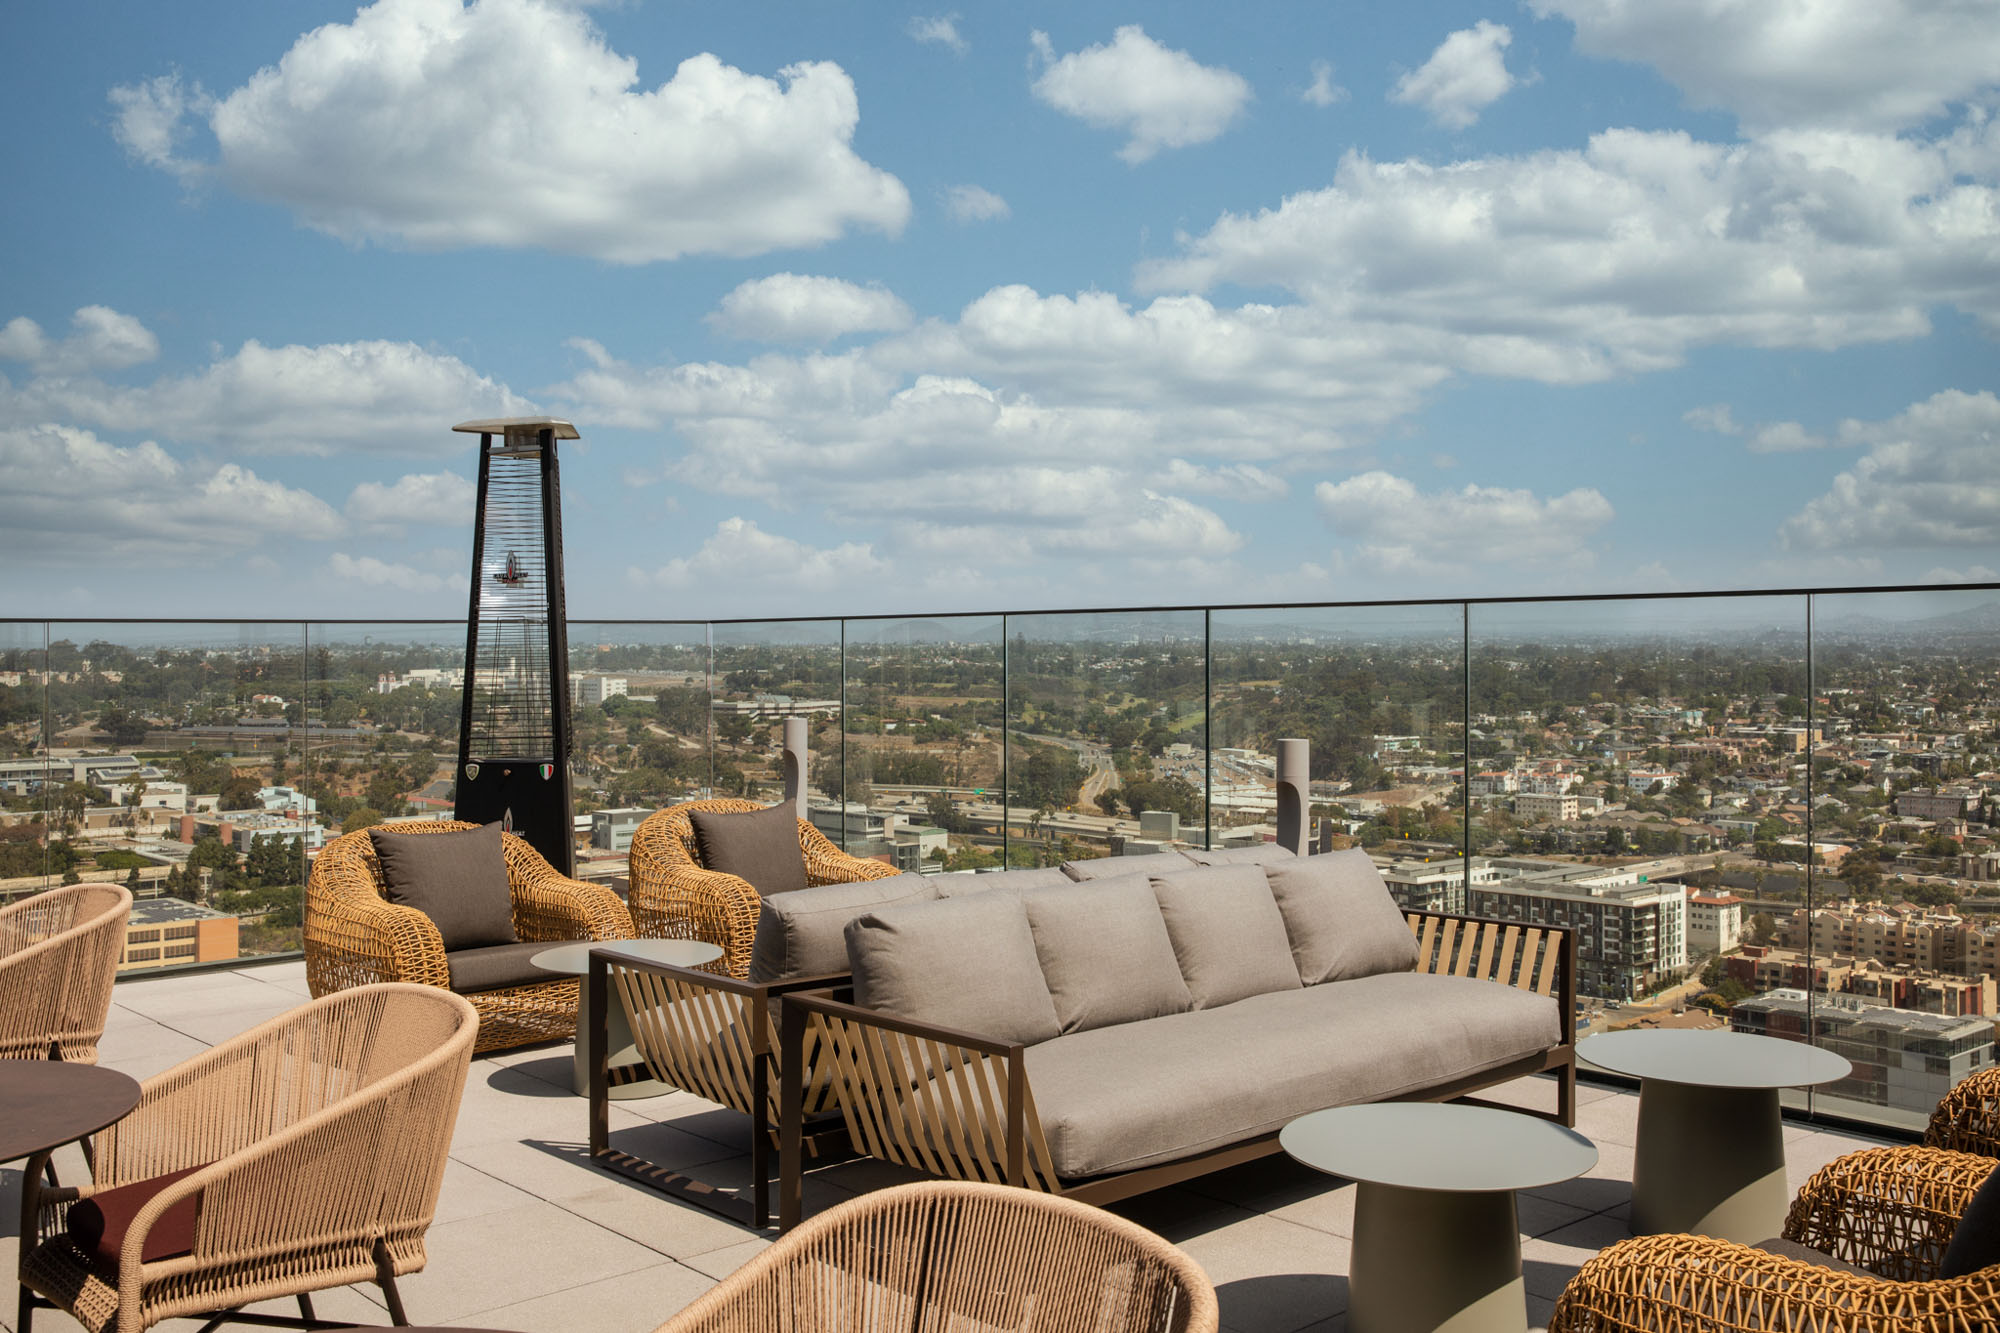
[1732,989,1994,1119]
[1687,891,1744,954]
[120,897,239,973]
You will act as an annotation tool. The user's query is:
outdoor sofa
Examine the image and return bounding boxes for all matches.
[587,843,1574,1231]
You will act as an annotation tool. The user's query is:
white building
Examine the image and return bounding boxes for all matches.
[1516,792,1580,822]
[570,674,629,708]
[1687,891,1745,955]
[1465,860,1688,1000]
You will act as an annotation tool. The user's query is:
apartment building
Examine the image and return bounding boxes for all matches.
[1462,859,1688,1001]
[1895,788,1981,822]
[1779,903,1968,974]
[1687,891,1744,954]
[119,897,240,972]
[1515,792,1580,822]
[1732,990,1994,1118]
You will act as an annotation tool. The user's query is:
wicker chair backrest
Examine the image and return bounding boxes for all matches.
[0,883,132,1060]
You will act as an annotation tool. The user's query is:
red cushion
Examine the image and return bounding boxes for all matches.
[65,1163,206,1267]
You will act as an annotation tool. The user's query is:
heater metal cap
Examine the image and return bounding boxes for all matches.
[453,417,579,439]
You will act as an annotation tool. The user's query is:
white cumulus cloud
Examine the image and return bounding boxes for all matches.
[631,517,889,592]
[345,471,476,527]
[1535,0,2000,134]
[1029,26,1252,164]
[942,184,1011,223]
[0,307,160,376]
[0,423,340,566]
[1683,403,1742,435]
[109,0,909,263]
[107,73,212,177]
[1391,21,1519,130]
[1748,420,1828,452]
[707,274,914,343]
[328,552,463,594]
[1302,60,1348,108]
[907,14,967,55]
[1780,389,2000,550]
[1317,470,1612,575]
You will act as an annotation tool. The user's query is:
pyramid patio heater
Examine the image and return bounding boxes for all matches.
[452,417,578,876]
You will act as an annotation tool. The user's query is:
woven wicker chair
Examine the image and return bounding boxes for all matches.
[1549,1144,2000,1332]
[305,819,631,1054]
[627,798,899,978]
[652,1179,1219,1333]
[1927,1066,2000,1158]
[1,883,132,1061]
[17,982,478,1333]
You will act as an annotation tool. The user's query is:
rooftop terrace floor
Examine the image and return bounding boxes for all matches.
[5,961,1896,1333]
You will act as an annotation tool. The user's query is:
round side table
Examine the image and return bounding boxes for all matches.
[1579,1029,1850,1242]
[1,1061,142,1181]
[1282,1102,1597,1333]
[532,938,724,1098]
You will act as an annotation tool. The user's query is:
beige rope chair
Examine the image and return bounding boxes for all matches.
[1927,1066,2000,1158]
[17,982,478,1333]
[652,1180,1219,1333]
[1,883,132,1061]
[1549,1144,2000,1332]
[627,798,899,978]
[305,819,631,1053]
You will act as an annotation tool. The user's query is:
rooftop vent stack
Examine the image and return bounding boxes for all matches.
[451,417,579,876]
[783,717,809,821]
[1277,738,1309,856]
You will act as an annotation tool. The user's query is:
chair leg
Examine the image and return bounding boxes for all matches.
[373,1239,410,1327]
[18,1282,36,1333]
[297,1292,317,1327]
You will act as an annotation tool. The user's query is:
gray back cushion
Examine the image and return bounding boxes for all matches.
[750,873,937,984]
[370,823,516,951]
[935,865,1074,899]
[1022,876,1191,1033]
[1149,865,1302,1009]
[846,892,1062,1046]
[1064,850,1193,882]
[688,804,809,895]
[1183,843,1298,867]
[1264,849,1418,984]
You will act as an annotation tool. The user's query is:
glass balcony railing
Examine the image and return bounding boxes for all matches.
[3,581,1996,1137]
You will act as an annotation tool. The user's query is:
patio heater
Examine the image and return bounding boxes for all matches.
[451,417,578,875]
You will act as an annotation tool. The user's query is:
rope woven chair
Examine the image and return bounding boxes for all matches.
[1549,1144,2000,1332]
[17,982,478,1333]
[1927,1067,2000,1158]
[627,798,898,978]
[652,1179,1219,1333]
[1,883,132,1061]
[305,819,631,1053]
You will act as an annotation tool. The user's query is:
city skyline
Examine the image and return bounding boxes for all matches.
[3,0,1998,619]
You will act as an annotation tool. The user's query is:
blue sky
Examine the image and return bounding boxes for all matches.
[3,0,1996,621]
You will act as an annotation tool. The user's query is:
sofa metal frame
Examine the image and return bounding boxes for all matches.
[775,908,1577,1232]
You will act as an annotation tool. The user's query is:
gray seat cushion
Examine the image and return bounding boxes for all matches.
[935,865,1074,898]
[1265,848,1419,984]
[1023,878,1191,1034]
[750,872,936,984]
[847,891,1062,1045]
[1022,972,1560,1177]
[1749,1236,1880,1278]
[370,822,517,951]
[1064,851,1193,882]
[1182,843,1297,866]
[689,804,809,895]
[1150,865,1302,1008]
[446,940,556,994]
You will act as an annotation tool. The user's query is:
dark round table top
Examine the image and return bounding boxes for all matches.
[0,1060,142,1162]
[1281,1102,1598,1193]
[1579,1030,1851,1091]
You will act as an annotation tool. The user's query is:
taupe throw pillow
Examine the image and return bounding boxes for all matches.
[369,823,517,951]
[1023,876,1191,1033]
[846,892,1062,1046]
[750,873,937,984]
[1149,864,1302,1009]
[1264,848,1418,984]
[1182,843,1297,867]
[689,804,809,895]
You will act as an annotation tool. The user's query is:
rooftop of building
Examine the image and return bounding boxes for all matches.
[1,958,1895,1333]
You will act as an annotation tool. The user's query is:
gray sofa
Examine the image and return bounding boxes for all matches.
[774,847,1575,1228]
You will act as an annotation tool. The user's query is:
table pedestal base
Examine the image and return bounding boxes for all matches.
[1350,1181,1526,1333]
[574,985,666,1100]
[1633,1082,1787,1242]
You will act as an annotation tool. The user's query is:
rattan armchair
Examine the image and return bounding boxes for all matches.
[627,798,899,978]
[1928,1066,2000,1158]
[1549,1144,2000,1332]
[1,883,132,1061]
[652,1179,1219,1333]
[17,982,478,1333]
[305,819,632,1053]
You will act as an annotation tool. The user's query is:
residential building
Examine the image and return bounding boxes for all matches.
[1687,891,1744,955]
[590,806,651,853]
[1515,792,1580,822]
[1896,788,1980,822]
[1464,859,1688,1000]
[570,674,629,708]
[119,897,240,972]
[1732,989,1994,1119]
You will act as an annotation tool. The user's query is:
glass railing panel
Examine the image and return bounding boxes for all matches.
[0,622,52,889]
[1005,611,1207,870]
[842,616,1004,872]
[564,622,711,883]
[1468,596,1808,1054]
[305,623,465,840]
[711,621,840,807]
[1802,588,2000,1133]
[1213,604,1468,870]
[53,622,309,967]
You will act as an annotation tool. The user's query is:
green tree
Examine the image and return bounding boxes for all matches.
[1748,912,1778,947]
[342,807,385,834]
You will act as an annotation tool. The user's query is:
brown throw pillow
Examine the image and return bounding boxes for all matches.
[67,1163,207,1267]
[689,804,809,896]
[369,823,517,951]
